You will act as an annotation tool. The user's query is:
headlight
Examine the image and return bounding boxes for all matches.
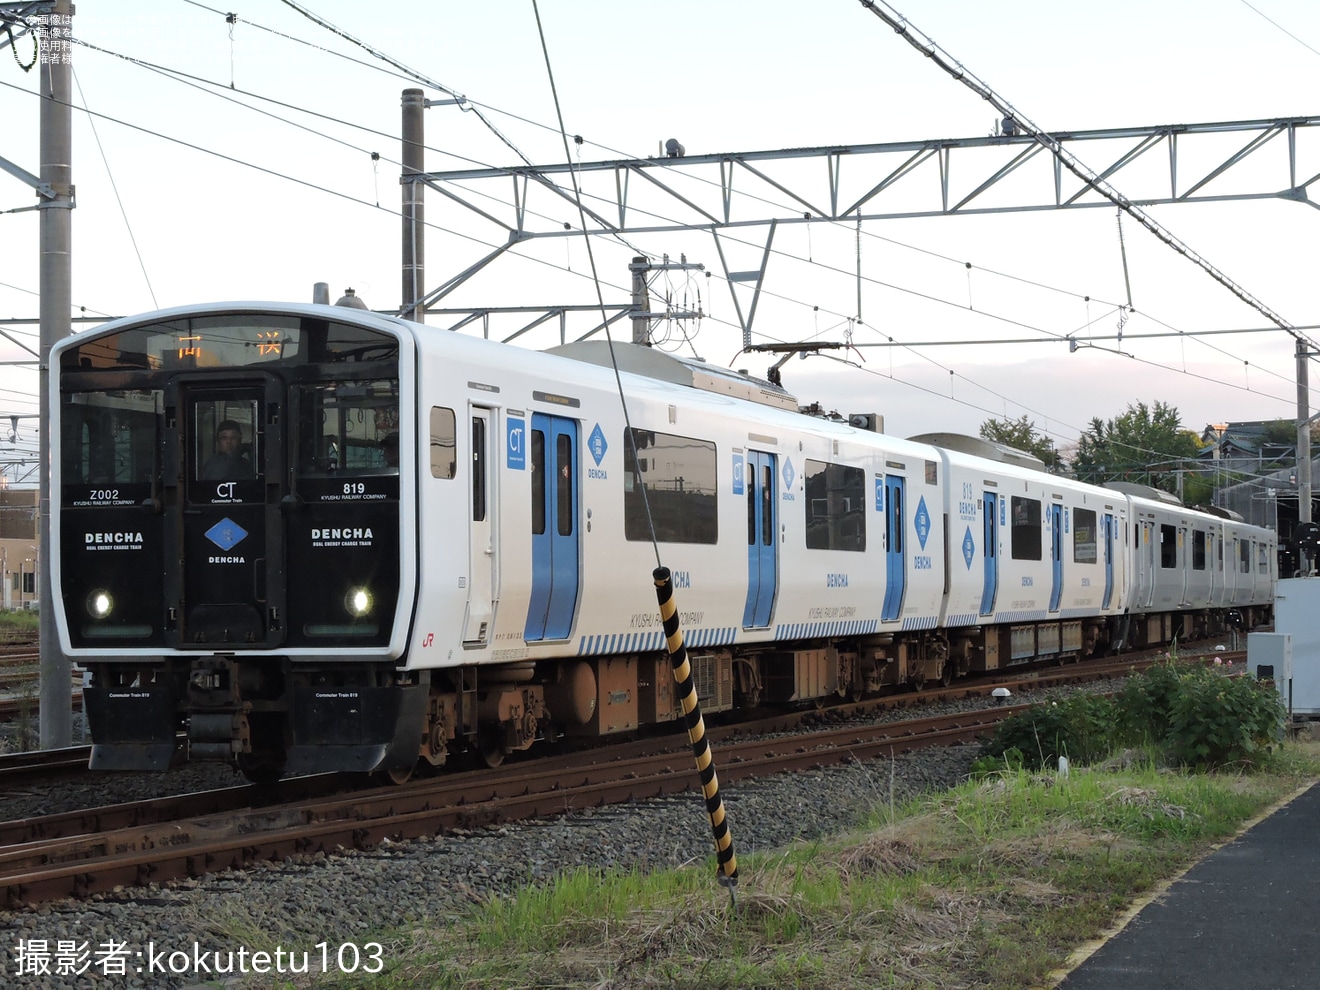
[345,587,373,617]
[87,590,113,618]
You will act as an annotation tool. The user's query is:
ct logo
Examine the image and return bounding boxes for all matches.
[215,482,237,499]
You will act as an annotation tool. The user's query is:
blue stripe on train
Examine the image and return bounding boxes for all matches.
[577,619,890,655]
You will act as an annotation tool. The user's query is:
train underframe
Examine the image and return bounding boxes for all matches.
[81,603,1271,782]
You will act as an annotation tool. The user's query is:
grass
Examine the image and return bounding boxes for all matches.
[252,740,1320,990]
[0,609,39,640]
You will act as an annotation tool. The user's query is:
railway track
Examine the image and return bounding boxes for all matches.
[0,745,91,787]
[0,702,1018,908]
[0,646,1247,908]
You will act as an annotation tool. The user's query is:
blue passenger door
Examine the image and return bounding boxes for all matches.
[980,491,999,616]
[1049,504,1063,612]
[882,475,906,622]
[1102,512,1115,609]
[525,414,579,641]
[743,451,778,628]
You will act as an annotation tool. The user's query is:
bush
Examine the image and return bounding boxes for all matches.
[1165,666,1285,770]
[979,662,1286,774]
[982,694,1118,771]
[1116,660,1183,745]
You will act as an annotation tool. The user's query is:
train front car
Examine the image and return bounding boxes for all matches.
[53,304,418,781]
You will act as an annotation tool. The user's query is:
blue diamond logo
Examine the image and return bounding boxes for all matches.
[781,458,795,491]
[962,527,975,569]
[588,423,608,466]
[205,518,249,552]
[915,496,931,550]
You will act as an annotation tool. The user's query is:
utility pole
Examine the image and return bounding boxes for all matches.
[39,0,73,749]
[1298,337,1313,573]
[401,88,425,320]
[628,255,704,345]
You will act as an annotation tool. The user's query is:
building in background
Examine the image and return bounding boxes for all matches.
[0,487,39,610]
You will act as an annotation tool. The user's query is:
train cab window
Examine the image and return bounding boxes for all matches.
[294,380,401,476]
[804,459,865,551]
[429,407,457,479]
[622,429,717,544]
[61,389,161,487]
[1010,496,1041,560]
[196,401,258,481]
[1073,508,1097,563]
[1193,531,1207,570]
[1160,524,1177,568]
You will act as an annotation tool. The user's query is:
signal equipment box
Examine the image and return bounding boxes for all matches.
[1263,577,1320,717]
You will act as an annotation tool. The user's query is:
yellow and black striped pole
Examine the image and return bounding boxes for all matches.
[654,566,738,901]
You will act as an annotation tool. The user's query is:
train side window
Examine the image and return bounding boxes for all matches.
[1010,496,1041,560]
[472,417,487,522]
[1238,539,1251,573]
[556,432,573,537]
[1160,524,1177,568]
[1258,544,1268,573]
[429,406,456,479]
[1193,531,1207,570]
[1073,508,1097,563]
[622,428,717,544]
[530,429,546,536]
[804,459,865,552]
[747,472,757,546]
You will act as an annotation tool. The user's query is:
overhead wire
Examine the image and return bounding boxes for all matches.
[70,66,158,309]
[1237,0,1320,59]
[528,0,660,563]
[149,2,1304,406]
[10,4,1303,455]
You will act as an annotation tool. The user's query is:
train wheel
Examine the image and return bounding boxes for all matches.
[384,762,416,785]
[479,732,507,768]
[237,751,284,785]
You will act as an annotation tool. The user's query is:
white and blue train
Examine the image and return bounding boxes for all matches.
[51,300,1276,780]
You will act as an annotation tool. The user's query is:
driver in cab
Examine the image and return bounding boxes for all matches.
[203,420,254,479]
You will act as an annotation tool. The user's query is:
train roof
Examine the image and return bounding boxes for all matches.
[907,432,1047,472]
[547,341,798,412]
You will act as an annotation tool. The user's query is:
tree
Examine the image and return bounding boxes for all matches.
[1071,400,1202,493]
[978,415,1062,469]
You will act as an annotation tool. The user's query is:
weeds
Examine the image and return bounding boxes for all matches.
[284,742,1320,990]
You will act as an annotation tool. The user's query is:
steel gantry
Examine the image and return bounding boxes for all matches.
[406,115,1320,341]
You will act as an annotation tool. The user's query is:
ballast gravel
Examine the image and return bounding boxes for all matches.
[0,685,1109,989]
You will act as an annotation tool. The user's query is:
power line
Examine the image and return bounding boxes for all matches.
[91,8,1301,411]
[1238,0,1320,59]
[8,6,1303,449]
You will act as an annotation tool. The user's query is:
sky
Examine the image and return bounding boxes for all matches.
[3,0,1320,482]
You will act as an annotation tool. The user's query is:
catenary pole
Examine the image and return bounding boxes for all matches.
[39,0,73,749]
[1298,338,1312,572]
[401,88,425,319]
